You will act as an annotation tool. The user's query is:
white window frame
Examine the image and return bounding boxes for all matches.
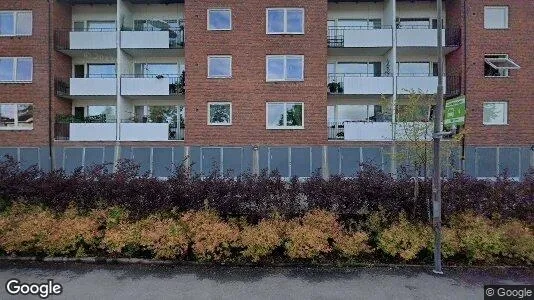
[0,103,34,130]
[0,57,33,83]
[207,9,232,31]
[266,8,305,34]
[266,55,304,82]
[207,55,232,78]
[208,102,232,126]
[484,6,509,29]
[483,101,508,125]
[266,102,304,130]
[0,11,32,36]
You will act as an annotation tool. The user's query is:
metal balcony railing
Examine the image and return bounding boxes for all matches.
[327,25,393,48]
[328,122,345,140]
[122,20,184,48]
[327,73,392,94]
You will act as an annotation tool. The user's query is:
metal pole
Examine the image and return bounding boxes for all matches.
[433,0,444,275]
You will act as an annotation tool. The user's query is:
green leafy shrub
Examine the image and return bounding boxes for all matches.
[180,210,239,261]
[378,214,433,261]
[450,212,505,263]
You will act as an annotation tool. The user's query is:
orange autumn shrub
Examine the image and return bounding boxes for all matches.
[101,221,142,255]
[139,217,189,260]
[181,210,239,261]
[285,225,331,259]
[301,210,343,240]
[500,220,534,264]
[334,232,372,259]
[239,219,286,262]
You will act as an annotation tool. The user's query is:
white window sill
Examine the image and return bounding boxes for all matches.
[0,127,33,131]
[207,76,232,79]
[482,123,508,126]
[484,75,509,78]
[208,123,232,126]
[0,34,32,37]
[266,79,304,82]
[267,32,304,35]
[208,28,232,31]
[0,81,33,84]
[267,126,304,130]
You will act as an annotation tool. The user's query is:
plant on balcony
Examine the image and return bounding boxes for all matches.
[155,74,165,79]
[328,82,343,94]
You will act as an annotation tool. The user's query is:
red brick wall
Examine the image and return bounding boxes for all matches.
[184,0,328,146]
[462,0,534,146]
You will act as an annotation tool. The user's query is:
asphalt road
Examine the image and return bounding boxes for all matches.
[0,261,532,300]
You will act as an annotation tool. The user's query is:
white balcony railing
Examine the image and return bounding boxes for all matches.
[120,75,182,96]
[69,123,116,141]
[397,28,445,47]
[69,78,117,96]
[69,31,116,50]
[328,74,394,95]
[333,121,433,141]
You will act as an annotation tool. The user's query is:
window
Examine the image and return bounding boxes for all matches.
[266,8,304,34]
[208,102,232,125]
[266,102,304,129]
[484,6,508,29]
[87,64,116,78]
[266,55,304,81]
[397,62,434,76]
[208,56,232,78]
[87,106,116,122]
[336,62,382,76]
[208,9,231,31]
[86,21,116,31]
[0,103,33,129]
[134,63,179,76]
[0,57,32,82]
[484,54,520,77]
[483,102,507,125]
[397,18,431,29]
[337,19,382,29]
[0,11,32,36]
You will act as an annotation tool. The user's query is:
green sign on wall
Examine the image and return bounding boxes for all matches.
[444,96,466,127]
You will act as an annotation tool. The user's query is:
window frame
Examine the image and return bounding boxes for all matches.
[266,55,304,82]
[0,11,32,36]
[484,6,509,29]
[207,55,232,79]
[484,54,513,78]
[207,102,233,126]
[266,102,304,130]
[266,8,305,35]
[483,101,508,126]
[0,57,33,83]
[0,103,34,130]
[207,9,232,31]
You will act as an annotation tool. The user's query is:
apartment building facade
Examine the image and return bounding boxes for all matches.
[0,0,532,178]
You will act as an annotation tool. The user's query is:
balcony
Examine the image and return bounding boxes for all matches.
[55,122,116,142]
[120,121,184,141]
[397,75,446,95]
[328,74,394,95]
[120,73,184,97]
[328,121,432,141]
[328,26,393,48]
[55,76,117,99]
[121,21,184,56]
[55,29,117,57]
[396,27,461,55]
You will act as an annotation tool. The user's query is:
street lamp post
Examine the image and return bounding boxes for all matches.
[432,0,444,275]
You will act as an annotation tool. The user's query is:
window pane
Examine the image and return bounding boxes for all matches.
[209,10,231,30]
[267,57,284,80]
[16,58,32,81]
[398,18,430,28]
[0,12,14,35]
[337,62,367,74]
[398,62,430,75]
[287,10,303,33]
[267,10,284,33]
[338,19,367,27]
[484,7,507,29]
[209,104,231,124]
[147,106,177,123]
[16,12,32,35]
[0,58,14,81]
[338,105,368,122]
[0,104,16,127]
[87,106,116,122]
[286,57,303,80]
[87,21,115,31]
[208,57,231,77]
[483,103,506,124]
[267,103,285,127]
[17,104,33,128]
[144,63,178,75]
[286,103,303,126]
[87,64,116,78]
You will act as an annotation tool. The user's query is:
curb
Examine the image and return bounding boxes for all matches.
[0,256,530,270]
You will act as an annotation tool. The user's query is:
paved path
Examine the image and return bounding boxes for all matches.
[0,261,532,300]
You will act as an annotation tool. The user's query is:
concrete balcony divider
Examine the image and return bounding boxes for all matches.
[69,31,116,50]
[70,78,117,96]
[69,123,116,141]
[397,76,446,94]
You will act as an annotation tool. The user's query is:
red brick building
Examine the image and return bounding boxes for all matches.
[0,0,532,178]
